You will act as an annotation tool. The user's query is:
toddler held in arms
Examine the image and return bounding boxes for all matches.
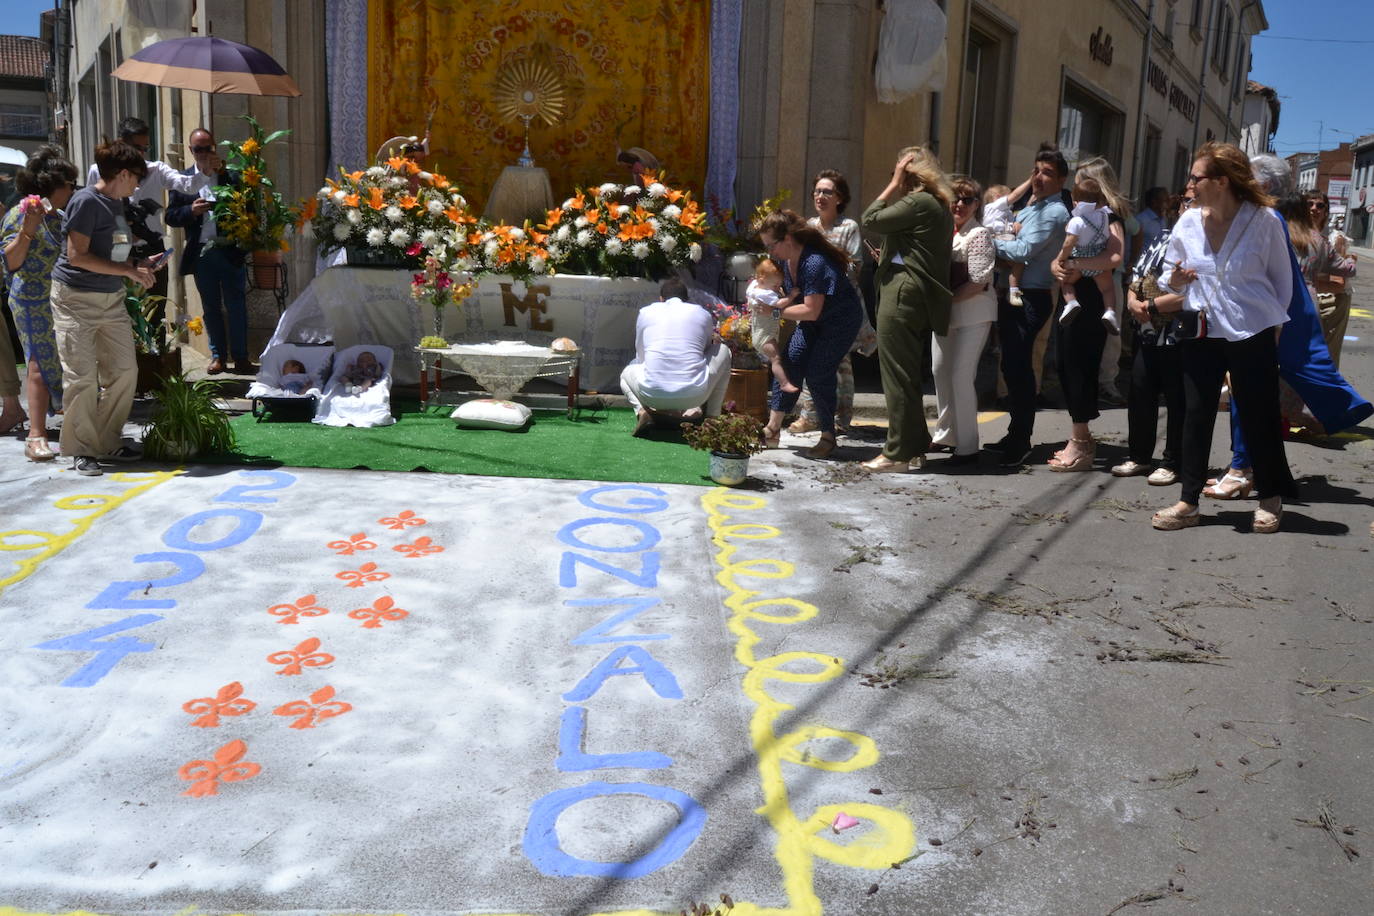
[746,259,798,394]
[279,359,311,394]
[343,350,384,394]
[982,174,1033,306]
[1056,175,1119,334]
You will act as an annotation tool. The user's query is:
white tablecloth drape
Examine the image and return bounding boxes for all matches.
[265,267,658,391]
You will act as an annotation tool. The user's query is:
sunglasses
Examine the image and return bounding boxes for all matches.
[1309,201,1329,209]
[813,188,837,196]
[954,195,979,205]
[190,145,215,154]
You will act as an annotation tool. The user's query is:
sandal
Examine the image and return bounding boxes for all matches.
[862,454,911,473]
[25,437,55,462]
[760,429,780,449]
[803,435,837,460]
[1252,497,1282,534]
[1152,504,1200,530]
[1202,469,1253,500]
[0,413,25,437]
[1048,437,1095,472]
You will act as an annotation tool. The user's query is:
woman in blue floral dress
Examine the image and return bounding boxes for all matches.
[1,146,76,461]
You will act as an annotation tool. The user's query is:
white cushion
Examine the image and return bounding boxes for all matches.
[450,398,532,430]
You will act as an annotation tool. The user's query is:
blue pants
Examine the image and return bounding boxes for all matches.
[195,246,248,361]
[769,308,862,436]
[998,288,1053,443]
[1229,249,1371,469]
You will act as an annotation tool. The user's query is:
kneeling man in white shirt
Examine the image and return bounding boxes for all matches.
[620,278,733,436]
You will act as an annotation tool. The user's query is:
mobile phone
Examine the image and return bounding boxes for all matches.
[149,248,173,269]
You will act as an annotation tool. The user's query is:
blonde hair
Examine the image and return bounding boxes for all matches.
[984,184,1010,203]
[896,145,953,210]
[754,258,781,282]
[1074,157,1129,218]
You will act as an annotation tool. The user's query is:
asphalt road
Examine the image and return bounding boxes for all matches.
[1,280,1370,916]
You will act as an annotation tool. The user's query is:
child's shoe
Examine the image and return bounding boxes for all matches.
[1102,306,1121,336]
[1059,298,1081,325]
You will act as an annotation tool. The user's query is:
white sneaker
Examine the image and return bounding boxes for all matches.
[1147,467,1178,486]
[1059,299,1081,325]
[1111,460,1150,477]
[1102,306,1121,335]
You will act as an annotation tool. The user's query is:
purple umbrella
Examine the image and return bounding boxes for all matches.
[111,36,301,97]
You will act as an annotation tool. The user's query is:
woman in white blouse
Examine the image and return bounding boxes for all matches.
[931,176,996,463]
[1147,142,1295,533]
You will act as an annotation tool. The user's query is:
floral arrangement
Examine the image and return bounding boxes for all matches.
[410,252,475,338]
[704,189,791,255]
[211,115,297,253]
[461,222,553,284]
[680,407,765,457]
[538,174,706,280]
[125,282,203,355]
[304,156,476,268]
[717,309,763,369]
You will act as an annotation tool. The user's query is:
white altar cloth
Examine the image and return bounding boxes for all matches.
[265,266,658,390]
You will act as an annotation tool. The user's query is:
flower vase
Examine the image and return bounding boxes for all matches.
[433,301,446,340]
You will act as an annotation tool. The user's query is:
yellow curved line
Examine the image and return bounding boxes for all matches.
[0,470,181,594]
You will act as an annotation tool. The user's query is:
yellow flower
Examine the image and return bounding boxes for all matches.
[186,317,204,335]
[240,137,261,157]
[243,167,262,187]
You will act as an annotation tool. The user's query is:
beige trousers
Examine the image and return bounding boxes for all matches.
[51,279,137,458]
[1318,290,1352,368]
[0,318,19,398]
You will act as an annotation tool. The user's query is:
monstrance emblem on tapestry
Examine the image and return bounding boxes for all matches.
[492,59,566,167]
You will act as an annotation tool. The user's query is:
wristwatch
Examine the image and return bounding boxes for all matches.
[771,307,782,319]
[1147,298,1160,318]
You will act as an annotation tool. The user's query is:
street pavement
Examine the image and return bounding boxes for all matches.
[1,282,1371,916]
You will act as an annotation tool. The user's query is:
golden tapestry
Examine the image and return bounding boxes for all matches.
[366,0,712,212]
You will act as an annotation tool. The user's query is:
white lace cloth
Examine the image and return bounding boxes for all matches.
[424,341,578,401]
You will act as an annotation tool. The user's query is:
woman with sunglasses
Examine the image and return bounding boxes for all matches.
[1297,190,1356,367]
[930,176,996,464]
[1,145,78,460]
[788,169,867,436]
[1147,142,1296,533]
[50,140,157,477]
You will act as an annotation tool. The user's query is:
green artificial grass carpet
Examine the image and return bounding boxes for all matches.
[206,402,716,486]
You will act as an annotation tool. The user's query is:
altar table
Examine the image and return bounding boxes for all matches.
[265,267,658,390]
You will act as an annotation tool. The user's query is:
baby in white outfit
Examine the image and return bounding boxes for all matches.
[1056,175,1119,334]
[746,259,797,393]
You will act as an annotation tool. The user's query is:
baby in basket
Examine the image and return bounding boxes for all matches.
[279,359,312,395]
[342,350,384,394]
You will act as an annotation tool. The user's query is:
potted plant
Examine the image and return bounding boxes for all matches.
[126,281,204,395]
[142,372,236,461]
[680,407,765,486]
[212,115,297,289]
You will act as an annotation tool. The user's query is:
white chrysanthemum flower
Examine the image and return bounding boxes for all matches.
[632,242,650,259]
[555,224,571,242]
[661,204,681,220]
[366,166,386,178]
[546,243,563,261]
[576,229,593,247]
[484,240,499,258]
[427,198,445,214]
[389,176,407,189]
[346,208,362,225]
[529,255,547,273]
[332,189,347,202]
[388,228,410,247]
[332,222,351,241]
[660,234,678,252]
[623,185,641,198]
[318,187,331,199]
[420,229,440,248]
[689,242,702,262]
[385,205,404,223]
[509,227,525,241]
[366,227,386,247]
[605,238,623,256]
[574,216,589,229]
[599,182,620,197]
[647,182,667,198]
[562,197,575,209]
[615,205,630,217]
[648,218,660,232]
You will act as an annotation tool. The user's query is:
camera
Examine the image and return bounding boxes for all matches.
[124,197,164,259]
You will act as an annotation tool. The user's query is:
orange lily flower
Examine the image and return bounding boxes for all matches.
[544,207,562,226]
[367,187,386,210]
[399,195,419,210]
[666,189,684,203]
[342,193,360,208]
[347,170,365,182]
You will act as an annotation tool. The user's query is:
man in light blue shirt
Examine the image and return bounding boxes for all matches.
[988,146,1070,464]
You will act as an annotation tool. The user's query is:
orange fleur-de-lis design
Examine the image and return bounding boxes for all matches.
[266,637,335,675]
[178,738,261,797]
[335,562,390,588]
[266,594,329,625]
[379,510,426,531]
[348,595,410,629]
[326,532,377,556]
[393,535,443,558]
[273,685,353,729]
[182,681,257,728]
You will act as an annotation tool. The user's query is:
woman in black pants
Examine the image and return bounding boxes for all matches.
[1148,142,1295,533]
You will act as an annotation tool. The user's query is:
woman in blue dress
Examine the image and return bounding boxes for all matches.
[755,209,864,460]
[1,145,77,461]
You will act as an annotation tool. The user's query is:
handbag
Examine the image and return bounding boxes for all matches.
[1175,205,1261,341]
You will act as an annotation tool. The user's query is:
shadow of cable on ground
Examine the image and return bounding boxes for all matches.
[560,471,1125,914]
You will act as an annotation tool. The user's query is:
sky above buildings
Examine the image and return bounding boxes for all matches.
[6,0,1371,156]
